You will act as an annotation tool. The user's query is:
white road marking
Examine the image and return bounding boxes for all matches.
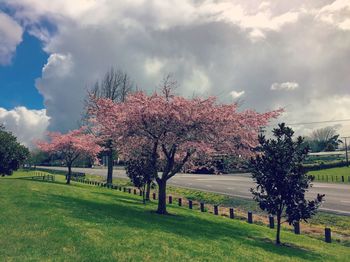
[196,178,248,181]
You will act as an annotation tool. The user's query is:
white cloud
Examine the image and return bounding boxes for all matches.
[42,53,73,78]
[339,19,350,30]
[230,90,245,99]
[183,69,211,96]
[271,82,299,91]
[197,1,299,39]
[144,58,164,76]
[0,11,23,65]
[0,107,50,148]
[316,0,350,30]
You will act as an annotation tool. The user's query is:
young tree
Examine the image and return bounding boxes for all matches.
[126,155,155,204]
[89,89,281,214]
[126,144,157,201]
[84,67,133,185]
[250,123,324,245]
[0,125,29,176]
[37,129,102,184]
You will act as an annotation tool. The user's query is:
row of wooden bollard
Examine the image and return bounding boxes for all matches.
[167,193,332,243]
[75,178,333,243]
[316,174,349,183]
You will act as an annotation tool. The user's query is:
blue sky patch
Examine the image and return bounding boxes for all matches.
[0,32,48,110]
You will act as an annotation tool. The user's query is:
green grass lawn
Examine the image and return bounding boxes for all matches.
[38,169,350,242]
[308,166,350,183]
[1,171,349,261]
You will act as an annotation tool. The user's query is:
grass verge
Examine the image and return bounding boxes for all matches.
[0,171,349,261]
[36,169,350,245]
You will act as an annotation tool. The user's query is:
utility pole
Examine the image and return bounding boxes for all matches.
[342,137,349,167]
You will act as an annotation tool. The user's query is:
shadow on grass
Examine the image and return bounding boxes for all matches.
[41,188,322,261]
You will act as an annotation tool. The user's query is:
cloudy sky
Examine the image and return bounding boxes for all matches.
[0,0,350,148]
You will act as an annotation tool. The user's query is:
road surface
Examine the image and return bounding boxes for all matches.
[38,166,350,215]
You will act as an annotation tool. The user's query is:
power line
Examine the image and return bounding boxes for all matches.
[287,119,350,126]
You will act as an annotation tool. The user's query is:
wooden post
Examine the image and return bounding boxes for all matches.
[269,215,274,229]
[325,228,331,243]
[178,198,182,206]
[189,200,193,209]
[168,195,172,204]
[214,205,219,215]
[248,211,253,224]
[229,208,234,219]
[294,221,300,234]
[200,202,205,212]
[152,192,156,200]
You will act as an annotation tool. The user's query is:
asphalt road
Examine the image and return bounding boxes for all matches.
[39,166,350,215]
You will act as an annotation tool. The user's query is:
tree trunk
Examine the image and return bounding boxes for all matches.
[145,180,151,201]
[107,147,113,185]
[156,179,167,214]
[142,185,146,204]
[276,213,282,245]
[66,164,72,185]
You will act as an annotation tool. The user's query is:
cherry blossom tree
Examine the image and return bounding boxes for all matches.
[37,128,102,184]
[89,91,282,214]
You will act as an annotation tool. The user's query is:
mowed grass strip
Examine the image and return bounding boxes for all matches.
[308,166,350,183]
[0,172,349,261]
